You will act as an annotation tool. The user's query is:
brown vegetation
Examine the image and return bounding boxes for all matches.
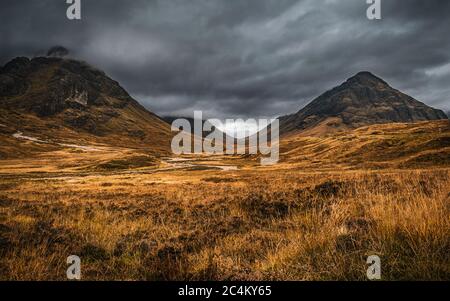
[0,121,449,280]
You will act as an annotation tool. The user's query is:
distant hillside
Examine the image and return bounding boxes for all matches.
[163,116,234,141]
[0,57,172,154]
[279,120,450,169]
[163,116,211,133]
[280,72,447,136]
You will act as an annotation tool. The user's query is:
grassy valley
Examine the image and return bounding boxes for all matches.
[0,120,448,280]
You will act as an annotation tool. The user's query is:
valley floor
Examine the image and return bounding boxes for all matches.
[0,159,449,280]
[0,121,449,280]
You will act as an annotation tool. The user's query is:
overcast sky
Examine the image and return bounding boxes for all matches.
[1,0,449,119]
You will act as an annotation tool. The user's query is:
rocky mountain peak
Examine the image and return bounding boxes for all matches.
[345,71,389,87]
[279,71,448,135]
[0,56,133,116]
[0,57,170,142]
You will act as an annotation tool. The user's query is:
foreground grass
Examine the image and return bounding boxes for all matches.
[0,167,448,281]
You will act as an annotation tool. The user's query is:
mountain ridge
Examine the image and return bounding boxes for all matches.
[0,56,172,154]
[279,71,448,135]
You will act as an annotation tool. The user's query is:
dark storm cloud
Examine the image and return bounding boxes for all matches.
[1,0,449,118]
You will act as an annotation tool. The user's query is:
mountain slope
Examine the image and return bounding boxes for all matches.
[279,120,450,169]
[0,57,172,155]
[279,72,447,135]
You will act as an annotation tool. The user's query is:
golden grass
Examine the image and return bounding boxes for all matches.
[0,167,448,281]
[0,121,448,280]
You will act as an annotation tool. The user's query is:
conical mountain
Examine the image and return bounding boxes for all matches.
[280,71,447,135]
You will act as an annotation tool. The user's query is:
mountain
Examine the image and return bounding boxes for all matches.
[163,116,210,133]
[0,57,172,154]
[162,116,232,139]
[279,72,448,135]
